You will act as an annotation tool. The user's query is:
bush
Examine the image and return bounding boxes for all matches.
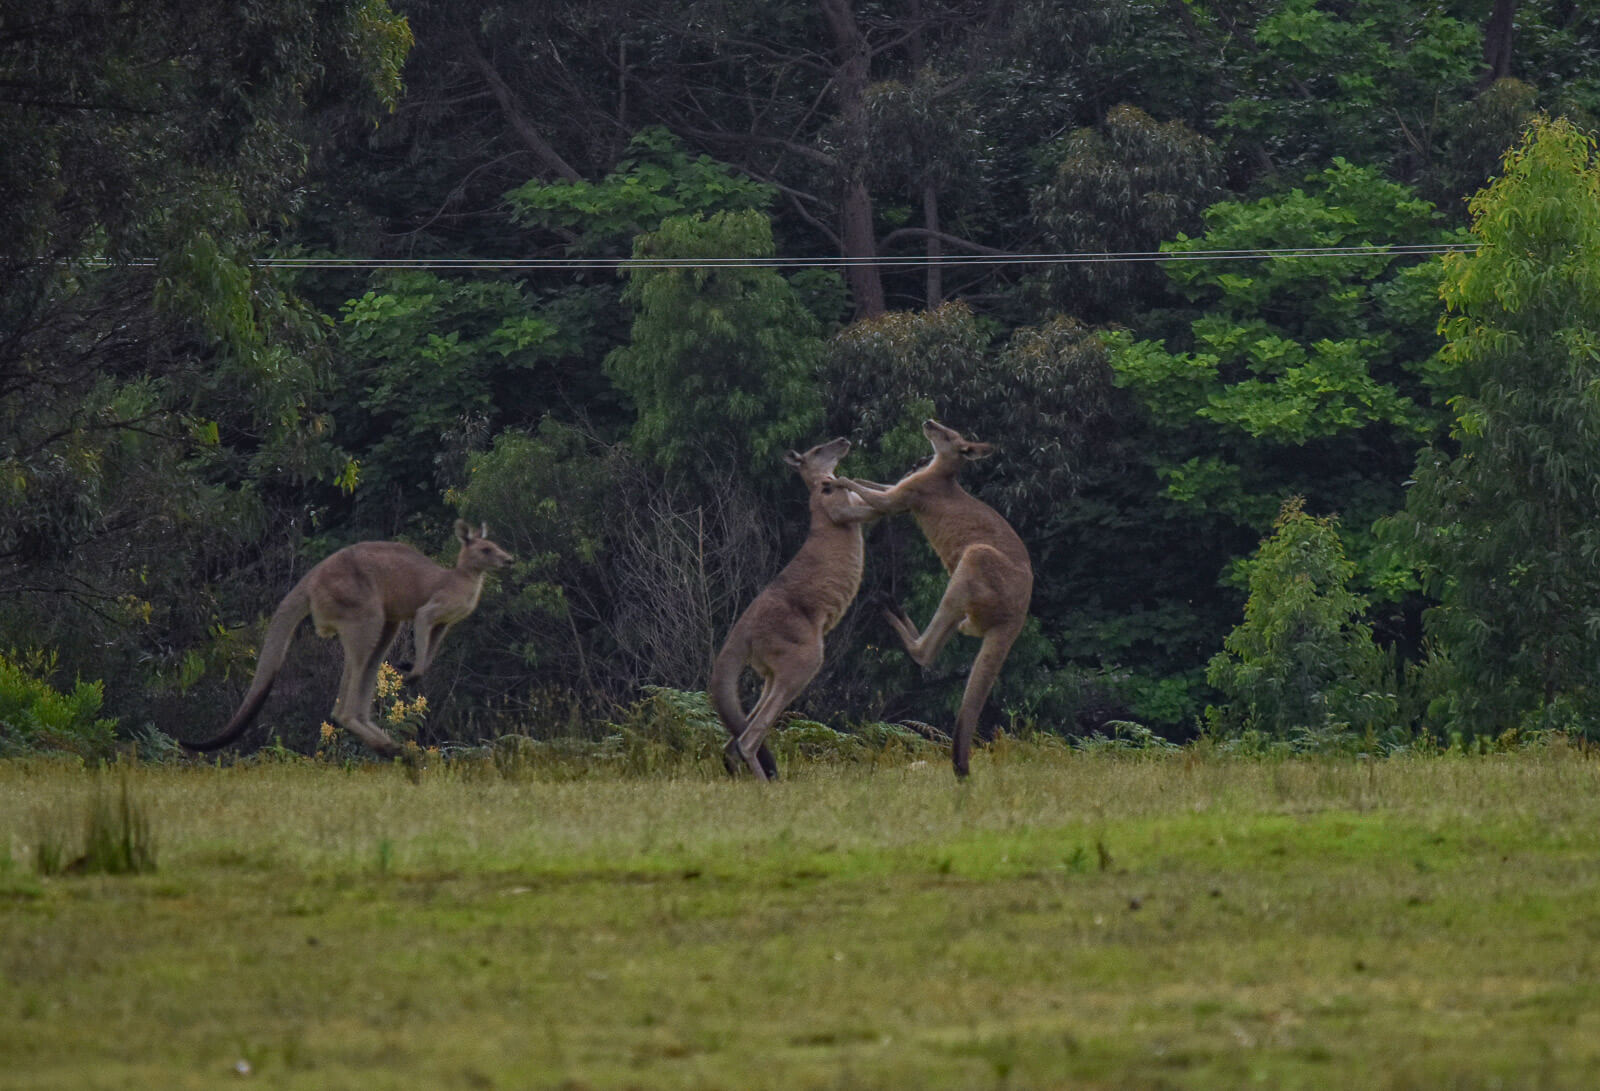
[1205,498,1397,745]
[0,649,118,759]
[484,688,941,779]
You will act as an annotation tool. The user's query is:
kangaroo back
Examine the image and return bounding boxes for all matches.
[184,580,313,752]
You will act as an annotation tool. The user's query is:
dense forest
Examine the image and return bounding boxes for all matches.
[5,0,1600,756]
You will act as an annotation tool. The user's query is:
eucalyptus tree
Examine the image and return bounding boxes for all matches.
[1385,118,1600,735]
[1030,103,1225,323]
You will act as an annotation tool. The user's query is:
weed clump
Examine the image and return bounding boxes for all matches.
[34,774,157,877]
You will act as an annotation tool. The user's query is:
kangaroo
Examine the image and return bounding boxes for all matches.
[837,419,1033,778]
[185,520,514,757]
[712,437,879,780]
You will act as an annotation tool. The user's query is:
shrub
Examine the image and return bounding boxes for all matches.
[1205,498,1397,745]
[0,649,118,759]
[485,689,940,779]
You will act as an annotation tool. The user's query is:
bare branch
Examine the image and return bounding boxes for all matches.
[465,38,583,182]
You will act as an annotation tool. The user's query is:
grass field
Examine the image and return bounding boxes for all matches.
[4,741,1600,1089]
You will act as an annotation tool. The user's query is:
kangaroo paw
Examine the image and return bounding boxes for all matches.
[881,605,914,630]
[868,589,907,617]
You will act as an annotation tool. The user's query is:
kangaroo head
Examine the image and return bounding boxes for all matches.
[454,519,515,573]
[922,419,993,464]
[784,437,852,491]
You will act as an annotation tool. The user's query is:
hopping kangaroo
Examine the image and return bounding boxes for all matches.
[712,438,878,780]
[839,419,1033,778]
[186,520,513,756]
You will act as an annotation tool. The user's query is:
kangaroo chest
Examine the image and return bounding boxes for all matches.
[778,529,864,633]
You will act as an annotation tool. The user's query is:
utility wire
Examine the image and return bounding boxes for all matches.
[75,242,1479,272]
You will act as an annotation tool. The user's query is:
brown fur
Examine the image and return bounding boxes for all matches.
[185,520,513,756]
[839,419,1033,777]
[711,438,879,780]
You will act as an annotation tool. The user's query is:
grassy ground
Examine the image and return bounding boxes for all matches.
[4,741,1600,1089]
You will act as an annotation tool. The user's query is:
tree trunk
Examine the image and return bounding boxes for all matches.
[818,0,886,317]
[1479,0,1517,90]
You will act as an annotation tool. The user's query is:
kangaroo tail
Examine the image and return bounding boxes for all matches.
[184,581,313,752]
[951,621,1023,777]
[709,634,750,741]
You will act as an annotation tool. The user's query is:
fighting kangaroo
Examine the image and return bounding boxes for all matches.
[712,438,878,780]
[838,419,1033,778]
[185,520,513,757]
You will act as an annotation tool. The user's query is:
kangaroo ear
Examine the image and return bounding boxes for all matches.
[962,442,995,460]
[783,450,803,468]
[454,518,473,542]
[479,522,489,540]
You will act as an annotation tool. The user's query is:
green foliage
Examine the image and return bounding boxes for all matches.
[1107,161,1458,584]
[822,303,990,480]
[337,271,597,515]
[1432,79,1543,206]
[606,210,824,479]
[1206,498,1396,746]
[0,0,411,734]
[1218,0,1480,181]
[770,719,936,766]
[601,686,729,774]
[1032,103,1224,319]
[1384,117,1600,736]
[0,651,118,760]
[1508,3,1600,122]
[865,69,988,190]
[14,0,1600,752]
[507,127,777,251]
[77,777,159,877]
[443,419,617,721]
[1071,720,1180,754]
[824,303,1120,514]
[485,689,942,779]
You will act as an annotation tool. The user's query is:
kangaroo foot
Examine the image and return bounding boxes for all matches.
[336,715,402,758]
[722,738,744,777]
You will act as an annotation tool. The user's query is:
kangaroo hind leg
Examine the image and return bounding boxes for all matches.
[735,644,822,781]
[721,684,780,781]
[950,620,1023,779]
[885,573,973,670]
[717,677,777,780]
[333,615,402,756]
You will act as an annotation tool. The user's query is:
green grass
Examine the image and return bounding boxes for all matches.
[5,742,1600,1088]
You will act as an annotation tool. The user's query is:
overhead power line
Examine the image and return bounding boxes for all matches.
[75,242,1479,272]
